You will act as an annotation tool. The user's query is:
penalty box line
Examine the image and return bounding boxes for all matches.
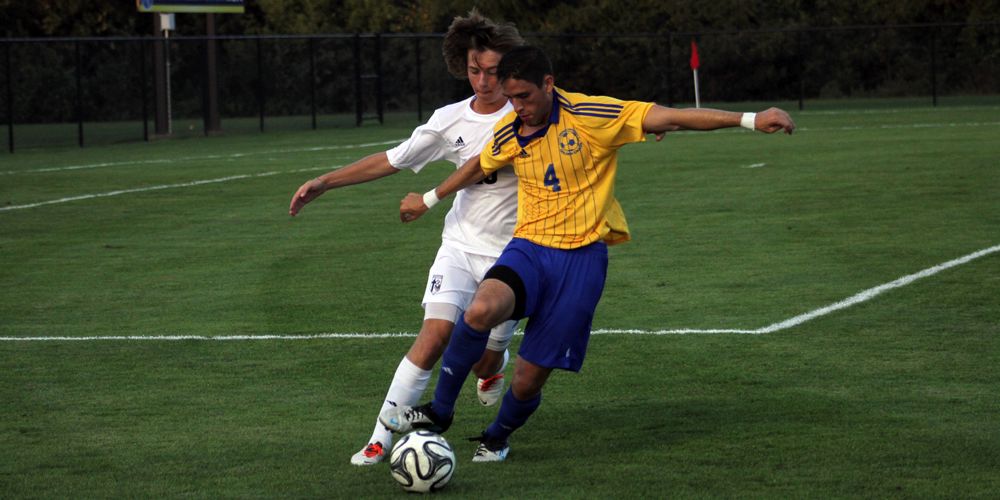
[2,243,997,342]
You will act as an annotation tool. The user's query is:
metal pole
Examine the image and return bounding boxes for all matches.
[140,39,148,141]
[6,42,13,153]
[309,37,317,129]
[165,33,173,135]
[257,37,264,132]
[353,34,362,127]
[415,37,423,123]
[375,33,383,124]
[75,40,84,147]
[930,26,938,107]
[666,33,673,108]
[204,13,221,135]
[152,15,170,136]
[692,69,700,108]
[798,30,805,111]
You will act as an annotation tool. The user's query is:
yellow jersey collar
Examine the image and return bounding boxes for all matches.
[515,88,563,148]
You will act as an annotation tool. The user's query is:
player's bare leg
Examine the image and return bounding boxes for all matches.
[355,317,509,464]
[352,319,450,466]
[381,279,516,433]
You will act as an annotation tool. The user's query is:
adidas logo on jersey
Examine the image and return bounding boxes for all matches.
[518,149,530,158]
[454,136,465,147]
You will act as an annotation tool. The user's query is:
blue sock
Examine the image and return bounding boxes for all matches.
[486,388,542,441]
[431,315,489,418]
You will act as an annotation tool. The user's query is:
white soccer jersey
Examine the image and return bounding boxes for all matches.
[387,96,517,257]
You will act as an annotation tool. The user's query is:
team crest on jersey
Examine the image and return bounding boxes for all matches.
[430,275,443,294]
[558,129,582,155]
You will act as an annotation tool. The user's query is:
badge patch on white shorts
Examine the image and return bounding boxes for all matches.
[430,275,443,294]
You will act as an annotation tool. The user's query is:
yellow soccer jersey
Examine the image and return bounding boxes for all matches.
[481,87,653,249]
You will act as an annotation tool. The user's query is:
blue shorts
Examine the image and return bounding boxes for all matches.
[491,238,608,372]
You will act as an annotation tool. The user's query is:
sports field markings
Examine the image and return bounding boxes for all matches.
[0,139,405,175]
[0,164,339,212]
[2,243,996,341]
[4,118,998,213]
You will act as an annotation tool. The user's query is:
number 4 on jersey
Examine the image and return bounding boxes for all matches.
[544,163,561,192]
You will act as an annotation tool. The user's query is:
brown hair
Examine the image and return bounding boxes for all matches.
[442,9,524,79]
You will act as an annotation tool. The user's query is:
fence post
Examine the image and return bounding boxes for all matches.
[309,37,317,129]
[75,40,84,147]
[140,39,149,142]
[415,37,423,123]
[203,14,221,135]
[930,26,938,107]
[256,37,265,132]
[5,42,13,153]
[353,34,362,126]
[670,33,675,107]
[798,30,805,111]
[375,33,383,124]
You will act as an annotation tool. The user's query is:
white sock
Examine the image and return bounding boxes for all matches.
[367,356,431,449]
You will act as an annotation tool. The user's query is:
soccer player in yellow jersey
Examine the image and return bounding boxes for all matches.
[383,45,795,462]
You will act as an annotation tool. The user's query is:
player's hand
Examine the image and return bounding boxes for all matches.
[400,192,428,223]
[289,178,327,216]
[755,108,796,135]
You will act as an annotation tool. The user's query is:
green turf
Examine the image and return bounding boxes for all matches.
[1,102,998,497]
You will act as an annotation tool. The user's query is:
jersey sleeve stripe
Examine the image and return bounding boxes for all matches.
[571,102,624,110]
[563,109,622,119]
[491,124,517,154]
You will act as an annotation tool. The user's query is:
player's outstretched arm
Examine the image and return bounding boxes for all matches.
[399,155,488,223]
[642,106,795,135]
[752,108,796,134]
[288,151,400,216]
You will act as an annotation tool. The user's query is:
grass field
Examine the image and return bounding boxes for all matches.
[1,101,998,498]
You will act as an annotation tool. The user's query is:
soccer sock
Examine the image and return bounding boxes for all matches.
[486,388,542,441]
[369,356,431,447]
[431,315,490,418]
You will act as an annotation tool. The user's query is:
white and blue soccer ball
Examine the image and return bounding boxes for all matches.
[389,430,456,493]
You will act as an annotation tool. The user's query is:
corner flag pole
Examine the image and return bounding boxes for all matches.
[690,39,701,108]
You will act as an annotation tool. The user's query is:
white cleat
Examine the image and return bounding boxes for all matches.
[379,402,452,434]
[350,441,387,466]
[470,432,510,462]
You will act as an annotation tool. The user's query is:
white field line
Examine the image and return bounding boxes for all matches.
[4,119,998,212]
[753,243,1000,334]
[0,165,339,212]
[0,139,405,176]
[2,243,996,342]
[1,172,277,211]
[4,119,999,177]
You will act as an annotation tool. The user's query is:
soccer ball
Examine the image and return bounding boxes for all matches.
[389,430,456,493]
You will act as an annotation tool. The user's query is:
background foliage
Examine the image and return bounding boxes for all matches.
[3,0,999,37]
[1,1,998,135]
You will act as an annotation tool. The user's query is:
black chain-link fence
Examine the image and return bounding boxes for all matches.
[3,22,998,152]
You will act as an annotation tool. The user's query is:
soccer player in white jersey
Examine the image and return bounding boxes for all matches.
[288,11,524,466]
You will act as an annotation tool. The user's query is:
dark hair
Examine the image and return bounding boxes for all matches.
[442,9,524,79]
[497,45,553,88]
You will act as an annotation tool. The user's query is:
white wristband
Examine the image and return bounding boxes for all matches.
[422,189,440,209]
[740,112,757,131]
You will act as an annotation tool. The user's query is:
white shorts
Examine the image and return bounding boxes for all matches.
[421,243,516,351]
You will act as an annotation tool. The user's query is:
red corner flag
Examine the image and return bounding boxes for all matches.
[690,39,700,70]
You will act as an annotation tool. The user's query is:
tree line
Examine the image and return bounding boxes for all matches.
[2,0,998,38]
[2,1,997,127]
